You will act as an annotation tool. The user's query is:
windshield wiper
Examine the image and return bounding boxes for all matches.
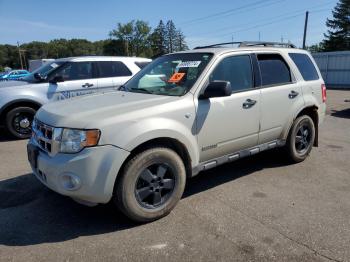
[130,87,153,94]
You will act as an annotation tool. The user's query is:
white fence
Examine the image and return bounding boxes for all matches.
[312,51,350,89]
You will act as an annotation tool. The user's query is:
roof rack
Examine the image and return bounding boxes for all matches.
[194,41,296,49]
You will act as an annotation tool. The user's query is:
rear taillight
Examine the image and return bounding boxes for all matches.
[321,84,327,103]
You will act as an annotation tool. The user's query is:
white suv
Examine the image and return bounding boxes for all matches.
[27,42,327,222]
[0,56,151,138]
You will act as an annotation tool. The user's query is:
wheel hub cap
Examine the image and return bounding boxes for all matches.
[295,124,311,153]
[135,163,176,209]
[19,118,30,128]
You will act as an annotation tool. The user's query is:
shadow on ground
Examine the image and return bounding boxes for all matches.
[0,129,16,142]
[330,108,350,119]
[0,149,291,246]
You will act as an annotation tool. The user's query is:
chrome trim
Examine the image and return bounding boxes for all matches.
[192,139,286,177]
[32,119,62,156]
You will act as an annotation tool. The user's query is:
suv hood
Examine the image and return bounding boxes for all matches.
[37,91,181,128]
[0,80,31,89]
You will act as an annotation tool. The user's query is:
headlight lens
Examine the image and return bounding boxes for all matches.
[59,128,100,153]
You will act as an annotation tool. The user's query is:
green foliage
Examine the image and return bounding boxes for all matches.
[307,43,325,53]
[322,0,350,51]
[0,19,189,70]
[109,19,188,57]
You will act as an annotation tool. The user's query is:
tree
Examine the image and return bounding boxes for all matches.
[165,20,177,53]
[322,0,350,51]
[102,39,126,56]
[133,20,152,57]
[175,30,189,52]
[307,43,324,53]
[150,20,167,56]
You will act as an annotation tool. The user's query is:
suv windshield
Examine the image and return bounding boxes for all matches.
[123,53,213,96]
[22,61,66,83]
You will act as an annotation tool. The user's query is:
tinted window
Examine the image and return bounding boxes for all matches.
[210,55,253,92]
[51,62,93,81]
[97,61,132,77]
[258,54,291,86]
[289,53,319,81]
[135,61,150,69]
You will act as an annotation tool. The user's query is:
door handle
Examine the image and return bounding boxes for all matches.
[289,90,299,99]
[242,99,257,109]
[82,83,94,88]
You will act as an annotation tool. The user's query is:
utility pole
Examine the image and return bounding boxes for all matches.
[302,11,309,49]
[17,41,23,69]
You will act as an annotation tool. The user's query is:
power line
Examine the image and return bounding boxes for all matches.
[187,0,334,38]
[178,0,284,26]
[187,7,331,46]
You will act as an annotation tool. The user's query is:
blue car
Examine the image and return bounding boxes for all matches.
[0,70,30,81]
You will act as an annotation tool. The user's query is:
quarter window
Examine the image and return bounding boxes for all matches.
[210,55,253,92]
[289,53,319,81]
[97,61,132,77]
[257,54,292,86]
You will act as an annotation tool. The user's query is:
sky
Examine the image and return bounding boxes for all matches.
[0,0,338,48]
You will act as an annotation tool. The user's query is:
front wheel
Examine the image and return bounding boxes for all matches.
[114,147,186,222]
[5,107,36,139]
[285,115,315,163]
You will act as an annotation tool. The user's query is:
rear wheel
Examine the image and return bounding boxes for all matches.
[5,107,36,139]
[115,147,186,222]
[286,115,315,163]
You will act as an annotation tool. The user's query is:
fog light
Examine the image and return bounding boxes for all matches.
[60,173,81,191]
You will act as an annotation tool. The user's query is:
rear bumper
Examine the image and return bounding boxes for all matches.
[28,140,130,204]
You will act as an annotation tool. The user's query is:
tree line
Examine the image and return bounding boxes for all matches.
[0,19,188,71]
[308,0,349,52]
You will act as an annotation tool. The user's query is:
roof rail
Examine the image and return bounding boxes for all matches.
[194,41,296,49]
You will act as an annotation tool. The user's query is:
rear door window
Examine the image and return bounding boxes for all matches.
[97,61,132,77]
[289,53,319,81]
[257,54,292,86]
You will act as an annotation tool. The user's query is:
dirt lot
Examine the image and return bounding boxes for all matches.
[0,90,349,262]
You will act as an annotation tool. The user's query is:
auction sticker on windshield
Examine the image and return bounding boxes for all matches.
[176,61,201,68]
[168,73,186,83]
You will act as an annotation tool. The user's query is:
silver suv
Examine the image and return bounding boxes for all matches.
[27,42,327,222]
[0,56,151,138]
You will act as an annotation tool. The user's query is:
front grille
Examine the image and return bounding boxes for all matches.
[32,120,56,154]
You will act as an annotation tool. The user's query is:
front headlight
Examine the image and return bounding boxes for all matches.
[59,128,100,153]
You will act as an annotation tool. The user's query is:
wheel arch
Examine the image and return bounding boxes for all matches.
[295,106,319,146]
[0,99,42,124]
[112,137,193,203]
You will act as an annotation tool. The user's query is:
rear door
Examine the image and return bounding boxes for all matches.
[96,61,133,91]
[257,52,305,144]
[47,61,99,101]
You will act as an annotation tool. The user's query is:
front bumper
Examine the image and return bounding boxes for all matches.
[28,139,130,204]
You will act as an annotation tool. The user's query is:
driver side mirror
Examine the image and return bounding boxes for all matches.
[34,73,45,81]
[49,75,64,84]
[199,81,232,99]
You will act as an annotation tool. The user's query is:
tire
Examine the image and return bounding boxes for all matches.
[285,115,315,163]
[115,147,186,223]
[5,107,36,139]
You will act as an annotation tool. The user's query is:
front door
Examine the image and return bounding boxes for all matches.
[196,54,261,162]
[47,61,99,101]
